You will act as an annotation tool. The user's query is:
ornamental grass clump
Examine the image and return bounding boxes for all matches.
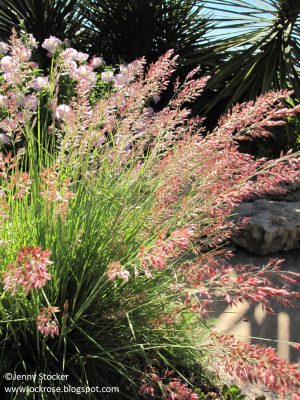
[0,31,300,399]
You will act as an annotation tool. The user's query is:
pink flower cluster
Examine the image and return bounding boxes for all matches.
[180,256,300,316]
[139,370,198,399]
[21,94,38,111]
[40,167,76,217]
[70,64,97,91]
[59,46,101,92]
[9,172,32,199]
[170,67,209,108]
[90,56,103,69]
[155,176,183,207]
[217,90,300,140]
[36,306,60,338]
[0,41,8,54]
[1,44,31,75]
[210,332,300,399]
[55,104,71,121]
[139,227,194,271]
[2,246,52,293]
[99,60,145,87]
[60,47,88,63]
[0,31,33,86]
[106,261,130,282]
[101,70,114,83]
[42,36,62,54]
[0,151,17,179]
[31,76,48,91]
[0,32,49,145]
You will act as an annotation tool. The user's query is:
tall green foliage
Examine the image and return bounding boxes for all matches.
[1,31,300,399]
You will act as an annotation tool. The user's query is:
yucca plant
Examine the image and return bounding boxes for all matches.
[202,0,300,112]
[78,0,216,69]
[0,0,80,45]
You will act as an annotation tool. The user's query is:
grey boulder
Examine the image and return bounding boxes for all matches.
[232,200,300,255]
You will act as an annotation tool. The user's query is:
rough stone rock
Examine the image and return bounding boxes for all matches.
[285,187,300,202]
[232,200,300,255]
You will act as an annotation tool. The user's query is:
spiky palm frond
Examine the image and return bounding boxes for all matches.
[79,0,216,69]
[202,0,300,112]
[0,0,80,44]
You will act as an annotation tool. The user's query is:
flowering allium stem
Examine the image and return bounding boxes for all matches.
[36,306,60,338]
[106,261,130,282]
[2,246,52,293]
[139,370,199,399]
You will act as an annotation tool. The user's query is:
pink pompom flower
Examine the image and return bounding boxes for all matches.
[90,56,103,69]
[0,94,8,107]
[42,36,62,54]
[21,94,38,111]
[101,71,114,83]
[28,34,38,49]
[36,306,60,338]
[15,45,31,62]
[61,48,78,61]
[70,65,97,89]
[0,42,9,54]
[74,52,89,62]
[107,261,130,282]
[31,76,49,91]
[0,56,14,73]
[55,104,71,121]
[2,246,52,293]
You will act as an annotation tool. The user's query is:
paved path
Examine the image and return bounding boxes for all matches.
[212,248,300,399]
